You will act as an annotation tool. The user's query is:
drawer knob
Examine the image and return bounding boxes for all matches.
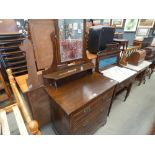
[84,106,91,113]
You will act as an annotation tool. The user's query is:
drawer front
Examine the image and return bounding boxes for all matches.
[115,77,134,92]
[72,88,113,122]
[72,99,111,134]
[70,88,114,134]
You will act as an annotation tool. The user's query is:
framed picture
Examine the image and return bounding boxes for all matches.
[111,19,124,28]
[102,19,111,26]
[136,28,150,36]
[93,19,101,25]
[138,19,155,28]
[124,19,139,32]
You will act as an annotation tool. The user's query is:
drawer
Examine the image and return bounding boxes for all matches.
[72,108,108,134]
[71,88,113,122]
[115,77,134,92]
[71,97,111,133]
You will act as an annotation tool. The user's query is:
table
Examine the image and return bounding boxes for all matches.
[101,66,137,102]
[113,38,129,51]
[122,61,152,85]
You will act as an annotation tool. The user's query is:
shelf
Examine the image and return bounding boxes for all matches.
[4,55,25,61]
[44,62,94,80]
[1,51,23,55]
[6,60,27,66]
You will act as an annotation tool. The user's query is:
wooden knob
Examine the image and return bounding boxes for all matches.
[28,120,40,135]
[6,69,12,75]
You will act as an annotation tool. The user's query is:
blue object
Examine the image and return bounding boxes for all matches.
[99,56,117,69]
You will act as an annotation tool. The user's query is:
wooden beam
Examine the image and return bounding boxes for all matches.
[0,111,10,135]
[12,106,28,135]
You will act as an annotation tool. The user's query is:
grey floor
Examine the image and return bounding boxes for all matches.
[41,73,155,135]
[2,73,155,135]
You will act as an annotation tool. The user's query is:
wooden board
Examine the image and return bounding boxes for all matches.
[28,19,55,70]
[0,19,19,34]
[0,110,10,135]
[12,106,28,135]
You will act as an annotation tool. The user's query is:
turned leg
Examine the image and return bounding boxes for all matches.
[149,68,154,79]
[124,83,132,101]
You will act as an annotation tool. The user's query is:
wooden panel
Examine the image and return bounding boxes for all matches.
[12,106,28,135]
[0,19,18,33]
[26,87,52,127]
[28,19,55,70]
[71,96,111,134]
[0,110,10,135]
[15,74,28,93]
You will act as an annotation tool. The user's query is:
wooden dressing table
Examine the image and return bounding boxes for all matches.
[42,19,117,134]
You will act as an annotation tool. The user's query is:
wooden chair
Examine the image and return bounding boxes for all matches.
[0,69,41,135]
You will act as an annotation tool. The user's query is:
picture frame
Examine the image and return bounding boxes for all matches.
[136,28,150,37]
[93,19,101,25]
[138,19,155,28]
[124,19,139,32]
[111,19,124,28]
[102,19,111,26]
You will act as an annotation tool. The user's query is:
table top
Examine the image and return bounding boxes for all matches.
[101,66,137,83]
[122,61,152,72]
[47,72,117,115]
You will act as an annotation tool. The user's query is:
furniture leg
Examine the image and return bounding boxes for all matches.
[108,86,116,116]
[124,83,132,102]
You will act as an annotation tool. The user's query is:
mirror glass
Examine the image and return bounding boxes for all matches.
[58,19,83,62]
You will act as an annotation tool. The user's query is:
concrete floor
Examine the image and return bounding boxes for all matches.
[41,73,155,135]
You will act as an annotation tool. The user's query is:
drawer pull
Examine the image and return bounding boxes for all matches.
[83,106,91,114]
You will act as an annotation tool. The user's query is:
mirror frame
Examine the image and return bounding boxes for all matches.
[53,19,88,66]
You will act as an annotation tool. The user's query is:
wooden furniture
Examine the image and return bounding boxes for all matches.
[127,49,146,66]
[133,40,143,48]
[122,61,152,85]
[0,20,27,77]
[113,38,128,51]
[16,20,55,127]
[96,51,137,103]
[42,19,117,134]
[15,74,28,93]
[120,45,152,85]
[144,46,155,79]
[19,41,52,127]
[0,69,40,135]
[47,73,116,134]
